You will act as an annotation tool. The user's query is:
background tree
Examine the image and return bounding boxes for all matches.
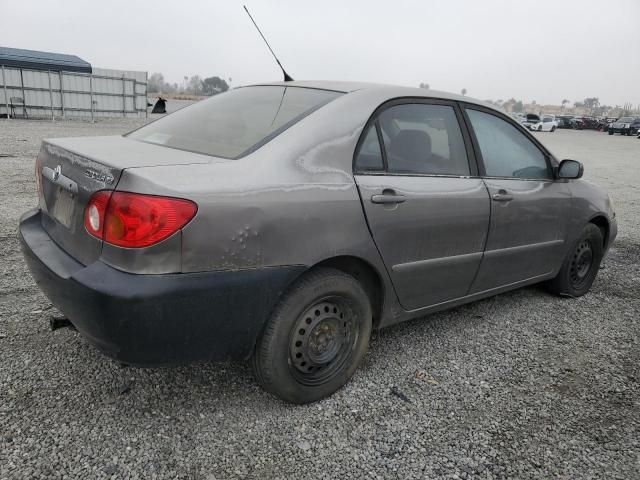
[147,73,164,93]
[419,83,430,89]
[202,76,230,96]
[561,99,569,111]
[461,88,467,96]
[511,100,524,113]
[147,72,176,94]
[187,75,203,96]
[583,97,600,114]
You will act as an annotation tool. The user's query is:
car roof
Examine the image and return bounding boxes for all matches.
[248,80,498,111]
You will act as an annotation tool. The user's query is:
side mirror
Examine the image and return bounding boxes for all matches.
[557,159,583,179]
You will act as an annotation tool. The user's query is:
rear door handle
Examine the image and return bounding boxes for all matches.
[371,193,406,204]
[492,190,513,202]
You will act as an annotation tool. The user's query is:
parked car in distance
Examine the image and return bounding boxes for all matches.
[580,116,600,130]
[530,114,558,132]
[556,116,574,129]
[570,117,585,130]
[598,117,618,132]
[19,81,617,403]
[608,116,640,135]
[520,113,541,130]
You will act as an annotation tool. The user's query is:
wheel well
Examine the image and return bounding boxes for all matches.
[589,216,609,248]
[314,256,384,327]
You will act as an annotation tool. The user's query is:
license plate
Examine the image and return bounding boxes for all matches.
[51,187,75,228]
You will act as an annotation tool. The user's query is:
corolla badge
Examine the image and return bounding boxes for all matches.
[84,168,114,184]
[52,165,61,181]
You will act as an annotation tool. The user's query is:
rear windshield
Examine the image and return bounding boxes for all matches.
[128,86,343,158]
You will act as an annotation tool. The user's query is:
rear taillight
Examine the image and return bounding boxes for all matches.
[84,191,197,248]
[84,191,111,239]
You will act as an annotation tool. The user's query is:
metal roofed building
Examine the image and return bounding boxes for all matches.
[0,46,148,119]
[0,46,92,73]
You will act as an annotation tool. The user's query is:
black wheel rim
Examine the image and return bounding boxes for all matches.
[569,239,594,289]
[288,296,359,386]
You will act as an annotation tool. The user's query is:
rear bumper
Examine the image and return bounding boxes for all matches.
[19,209,305,366]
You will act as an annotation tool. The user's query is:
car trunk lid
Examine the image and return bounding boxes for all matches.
[37,135,215,265]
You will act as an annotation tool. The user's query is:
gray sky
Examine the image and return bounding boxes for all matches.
[2,0,639,106]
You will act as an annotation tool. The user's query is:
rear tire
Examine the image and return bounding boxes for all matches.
[551,126,556,132]
[609,130,614,135]
[251,268,372,404]
[546,224,604,297]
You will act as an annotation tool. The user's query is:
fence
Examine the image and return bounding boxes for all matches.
[0,65,148,120]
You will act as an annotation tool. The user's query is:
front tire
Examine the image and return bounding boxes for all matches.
[546,224,604,297]
[251,268,372,404]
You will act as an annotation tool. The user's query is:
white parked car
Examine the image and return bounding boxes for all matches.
[531,114,558,132]
[519,113,540,130]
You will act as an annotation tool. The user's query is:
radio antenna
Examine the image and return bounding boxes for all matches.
[243,5,294,82]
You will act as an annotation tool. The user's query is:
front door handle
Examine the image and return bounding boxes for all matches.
[371,193,406,204]
[492,190,513,202]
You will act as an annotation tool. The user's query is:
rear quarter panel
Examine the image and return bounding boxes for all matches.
[112,89,395,275]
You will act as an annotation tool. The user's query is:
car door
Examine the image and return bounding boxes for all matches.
[354,100,490,310]
[463,106,571,294]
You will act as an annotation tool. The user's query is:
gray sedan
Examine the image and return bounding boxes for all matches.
[19,81,617,403]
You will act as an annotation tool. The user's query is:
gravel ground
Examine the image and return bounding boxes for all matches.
[0,120,638,479]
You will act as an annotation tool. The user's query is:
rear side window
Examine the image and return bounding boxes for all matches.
[376,104,470,176]
[355,125,384,170]
[466,109,551,180]
[127,86,342,159]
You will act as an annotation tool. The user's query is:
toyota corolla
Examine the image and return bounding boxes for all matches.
[20,81,617,403]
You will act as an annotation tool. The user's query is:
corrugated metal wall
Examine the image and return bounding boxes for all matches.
[0,66,148,119]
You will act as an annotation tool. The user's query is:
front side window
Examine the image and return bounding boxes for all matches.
[466,109,552,180]
[127,86,342,159]
[375,104,470,176]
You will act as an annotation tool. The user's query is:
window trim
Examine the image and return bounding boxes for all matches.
[460,103,557,182]
[353,97,480,178]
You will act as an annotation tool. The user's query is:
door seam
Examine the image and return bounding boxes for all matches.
[464,178,492,296]
[352,179,406,308]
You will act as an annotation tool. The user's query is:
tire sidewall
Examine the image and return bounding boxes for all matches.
[256,270,372,404]
[560,224,604,296]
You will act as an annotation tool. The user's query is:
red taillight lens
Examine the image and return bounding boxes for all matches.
[84,190,111,239]
[84,191,197,248]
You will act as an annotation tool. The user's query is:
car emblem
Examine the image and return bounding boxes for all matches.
[52,165,61,181]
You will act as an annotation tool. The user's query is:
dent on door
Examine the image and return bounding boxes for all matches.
[355,175,491,310]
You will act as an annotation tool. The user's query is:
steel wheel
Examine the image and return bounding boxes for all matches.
[251,268,372,403]
[288,297,358,386]
[545,223,604,297]
[569,239,594,289]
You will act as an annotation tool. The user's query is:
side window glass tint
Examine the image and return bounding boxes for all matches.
[466,109,552,180]
[355,124,384,171]
[377,104,470,176]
